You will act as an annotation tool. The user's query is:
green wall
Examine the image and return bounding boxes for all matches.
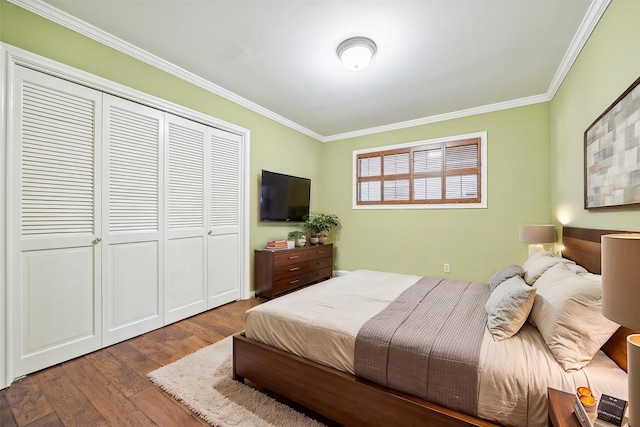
[4,0,634,285]
[0,1,325,290]
[322,104,551,281]
[550,0,640,231]
[323,0,640,280]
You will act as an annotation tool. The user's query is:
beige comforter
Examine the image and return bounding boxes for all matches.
[244,270,628,427]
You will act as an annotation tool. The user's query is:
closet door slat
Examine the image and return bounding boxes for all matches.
[107,107,160,233]
[210,131,241,228]
[21,82,96,237]
[168,122,205,230]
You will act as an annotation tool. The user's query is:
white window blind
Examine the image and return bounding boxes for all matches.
[413,177,442,200]
[358,181,381,202]
[355,135,484,207]
[383,152,410,175]
[358,155,381,177]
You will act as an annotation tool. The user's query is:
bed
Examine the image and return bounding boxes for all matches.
[233,227,636,426]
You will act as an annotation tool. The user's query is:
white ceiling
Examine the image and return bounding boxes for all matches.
[19,0,607,140]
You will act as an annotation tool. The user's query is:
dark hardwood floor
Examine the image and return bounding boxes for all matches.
[1,298,264,427]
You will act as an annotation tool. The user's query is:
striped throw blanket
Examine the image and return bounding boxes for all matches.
[354,277,490,416]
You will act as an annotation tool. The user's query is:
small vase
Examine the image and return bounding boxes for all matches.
[295,238,306,247]
[318,235,328,245]
[310,236,319,245]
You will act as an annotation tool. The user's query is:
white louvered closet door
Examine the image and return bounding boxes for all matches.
[208,128,243,307]
[164,114,207,323]
[13,66,103,377]
[102,94,164,346]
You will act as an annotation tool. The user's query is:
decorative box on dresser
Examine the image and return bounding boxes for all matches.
[254,244,333,298]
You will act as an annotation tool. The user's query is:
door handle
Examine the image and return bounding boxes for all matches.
[208,230,213,235]
[92,237,102,245]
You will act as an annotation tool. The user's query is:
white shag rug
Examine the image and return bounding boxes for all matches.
[147,336,326,427]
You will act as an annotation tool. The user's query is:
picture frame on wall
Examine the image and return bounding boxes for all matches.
[584,75,640,209]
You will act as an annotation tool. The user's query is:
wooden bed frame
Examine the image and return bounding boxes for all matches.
[233,227,634,427]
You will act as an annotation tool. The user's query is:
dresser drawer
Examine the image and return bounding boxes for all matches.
[308,256,332,271]
[308,246,332,260]
[273,274,309,296]
[274,251,309,267]
[307,267,332,282]
[254,244,333,299]
[273,262,310,282]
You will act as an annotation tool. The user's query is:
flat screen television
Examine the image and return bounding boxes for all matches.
[260,170,311,222]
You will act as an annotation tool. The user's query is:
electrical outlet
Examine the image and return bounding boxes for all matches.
[444,263,450,273]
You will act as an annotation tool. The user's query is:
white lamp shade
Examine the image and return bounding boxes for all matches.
[601,234,640,329]
[337,37,376,71]
[519,225,555,244]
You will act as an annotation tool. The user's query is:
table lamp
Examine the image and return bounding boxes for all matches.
[519,225,556,256]
[602,234,640,427]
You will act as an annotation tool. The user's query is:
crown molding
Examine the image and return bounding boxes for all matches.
[323,0,610,142]
[7,0,324,141]
[10,0,608,144]
[545,0,611,99]
[322,94,549,142]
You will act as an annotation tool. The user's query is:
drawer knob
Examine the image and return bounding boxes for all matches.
[288,255,299,259]
[289,267,300,272]
[318,251,325,254]
[289,279,299,285]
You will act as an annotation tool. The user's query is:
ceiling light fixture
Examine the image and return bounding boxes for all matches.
[337,37,377,71]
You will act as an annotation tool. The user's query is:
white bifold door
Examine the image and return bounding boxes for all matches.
[164,115,242,323]
[13,66,103,376]
[102,95,164,346]
[164,115,207,323]
[207,127,243,307]
[10,65,244,379]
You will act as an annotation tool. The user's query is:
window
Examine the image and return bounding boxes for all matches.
[354,132,487,209]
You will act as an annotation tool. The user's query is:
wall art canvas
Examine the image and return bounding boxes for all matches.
[585,76,640,209]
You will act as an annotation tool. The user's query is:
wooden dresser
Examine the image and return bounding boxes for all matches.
[254,244,333,298]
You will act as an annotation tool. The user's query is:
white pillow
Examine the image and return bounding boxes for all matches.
[565,263,589,275]
[522,251,570,285]
[579,272,602,282]
[528,263,619,371]
[485,276,536,341]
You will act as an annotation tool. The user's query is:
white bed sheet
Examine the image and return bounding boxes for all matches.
[244,270,628,427]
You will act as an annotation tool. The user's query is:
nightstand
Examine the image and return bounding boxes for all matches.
[548,388,581,427]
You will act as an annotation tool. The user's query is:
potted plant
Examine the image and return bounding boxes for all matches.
[303,213,340,245]
[287,230,306,247]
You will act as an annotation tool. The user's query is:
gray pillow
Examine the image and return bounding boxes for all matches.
[488,264,525,292]
[485,276,536,341]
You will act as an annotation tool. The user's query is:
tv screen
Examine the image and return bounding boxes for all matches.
[260,170,311,222]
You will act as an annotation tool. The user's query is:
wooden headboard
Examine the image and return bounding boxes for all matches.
[562,226,638,371]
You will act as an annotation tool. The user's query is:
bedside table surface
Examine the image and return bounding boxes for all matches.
[548,388,580,427]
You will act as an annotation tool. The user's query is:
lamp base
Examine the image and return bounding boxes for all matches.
[527,243,546,257]
[629,334,640,427]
